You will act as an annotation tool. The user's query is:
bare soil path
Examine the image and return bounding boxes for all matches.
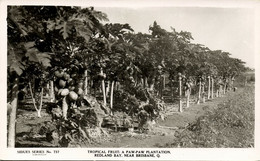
[85,88,243,148]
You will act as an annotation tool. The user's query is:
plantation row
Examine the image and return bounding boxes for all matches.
[7,6,248,147]
[168,84,254,148]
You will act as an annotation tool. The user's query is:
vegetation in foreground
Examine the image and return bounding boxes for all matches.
[166,85,254,148]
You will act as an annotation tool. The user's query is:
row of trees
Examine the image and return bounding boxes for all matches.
[7,6,247,147]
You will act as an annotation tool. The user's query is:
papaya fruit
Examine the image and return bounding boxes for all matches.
[63,73,70,80]
[54,70,64,78]
[71,73,77,78]
[62,96,68,120]
[68,86,75,91]
[58,89,63,95]
[78,82,84,88]
[69,91,78,101]
[54,86,59,93]
[59,79,66,88]
[68,78,75,86]
[77,88,84,96]
[60,88,69,96]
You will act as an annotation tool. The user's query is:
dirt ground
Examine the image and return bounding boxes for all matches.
[15,88,243,148]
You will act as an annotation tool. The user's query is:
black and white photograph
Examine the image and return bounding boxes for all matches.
[1,0,260,160]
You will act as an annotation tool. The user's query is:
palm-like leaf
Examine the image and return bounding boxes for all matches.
[24,42,52,67]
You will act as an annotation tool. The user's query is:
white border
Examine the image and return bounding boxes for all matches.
[1,0,260,160]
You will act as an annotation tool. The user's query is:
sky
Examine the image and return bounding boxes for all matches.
[95,6,256,68]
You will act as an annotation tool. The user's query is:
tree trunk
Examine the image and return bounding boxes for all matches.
[186,88,190,108]
[220,83,223,97]
[150,83,154,93]
[149,77,155,92]
[101,68,107,106]
[36,110,41,118]
[84,70,88,95]
[133,75,138,87]
[197,79,201,104]
[143,77,148,88]
[50,80,55,103]
[46,82,49,97]
[178,76,182,112]
[116,81,121,90]
[202,84,206,103]
[223,79,227,95]
[8,77,19,148]
[171,81,174,98]
[62,96,68,120]
[231,79,234,89]
[244,77,247,86]
[160,76,163,99]
[99,85,102,93]
[224,83,226,94]
[29,82,37,108]
[211,77,214,99]
[29,83,44,118]
[37,87,44,118]
[207,76,211,99]
[106,80,110,98]
[227,76,231,91]
[163,74,166,89]
[110,81,114,110]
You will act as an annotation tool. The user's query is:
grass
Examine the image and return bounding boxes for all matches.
[166,84,254,148]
